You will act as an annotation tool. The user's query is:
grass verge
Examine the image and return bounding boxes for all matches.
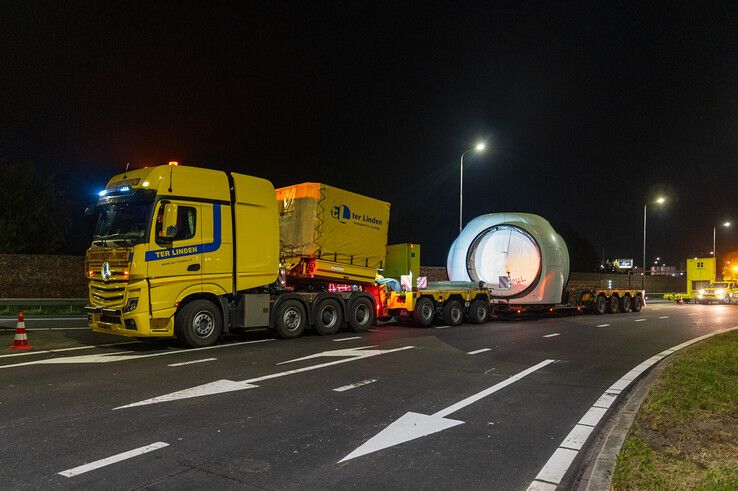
[612,330,738,490]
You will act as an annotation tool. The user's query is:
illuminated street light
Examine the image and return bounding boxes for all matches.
[713,221,732,261]
[459,141,487,233]
[642,196,667,289]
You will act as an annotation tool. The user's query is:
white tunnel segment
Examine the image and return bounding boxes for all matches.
[448,213,570,305]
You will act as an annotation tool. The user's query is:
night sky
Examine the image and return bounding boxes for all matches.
[1,2,736,266]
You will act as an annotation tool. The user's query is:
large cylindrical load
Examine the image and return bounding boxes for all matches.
[447,213,570,305]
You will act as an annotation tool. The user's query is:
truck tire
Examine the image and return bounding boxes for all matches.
[467,299,488,324]
[274,299,307,339]
[723,295,732,304]
[174,299,223,348]
[347,297,375,332]
[442,300,463,326]
[593,295,607,315]
[620,295,632,313]
[607,295,620,314]
[412,297,435,327]
[632,295,643,312]
[314,298,343,336]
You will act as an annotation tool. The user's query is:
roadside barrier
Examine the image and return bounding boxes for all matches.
[9,311,32,350]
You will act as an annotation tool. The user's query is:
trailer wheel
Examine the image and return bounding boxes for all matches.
[593,295,607,315]
[620,295,632,313]
[723,295,732,304]
[607,295,620,314]
[314,298,343,335]
[347,297,375,332]
[412,297,435,327]
[632,295,643,312]
[467,299,489,324]
[174,299,223,348]
[274,299,307,339]
[442,300,464,326]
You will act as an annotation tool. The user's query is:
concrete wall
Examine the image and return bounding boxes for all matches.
[419,266,684,292]
[0,254,87,298]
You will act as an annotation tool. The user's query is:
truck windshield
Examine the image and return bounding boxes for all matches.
[93,201,152,246]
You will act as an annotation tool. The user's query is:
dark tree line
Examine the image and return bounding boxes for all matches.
[0,159,72,254]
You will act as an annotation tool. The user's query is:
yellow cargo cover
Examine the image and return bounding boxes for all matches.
[275,182,390,270]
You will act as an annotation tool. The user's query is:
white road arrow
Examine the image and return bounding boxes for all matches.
[116,345,414,410]
[339,358,556,462]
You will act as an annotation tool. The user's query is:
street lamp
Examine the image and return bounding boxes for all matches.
[713,221,731,261]
[459,142,487,233]
[642,196,666,289]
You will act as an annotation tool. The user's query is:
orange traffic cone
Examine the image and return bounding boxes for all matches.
[9,311,32,351]
[678,298,684,305]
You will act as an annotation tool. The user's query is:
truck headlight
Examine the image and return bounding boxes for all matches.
[698,289,706,295]
[715,289,725,296]
[123,297,139,313]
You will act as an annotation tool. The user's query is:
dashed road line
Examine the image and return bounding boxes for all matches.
[596,324,610,328]
[542,333,560,338]
[634,318,647,322]
[526,325,738,490]
[58,442,169,477]
[333,379,378,392]
[434,325,451,329]
[658,316,669,319]
[467,348,491,355]
[333,336,362,342]
[167,358,217,367]
[0,341,142,359]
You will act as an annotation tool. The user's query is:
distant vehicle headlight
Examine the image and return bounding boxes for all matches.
[699,289,706,295]
[716,288,726,296]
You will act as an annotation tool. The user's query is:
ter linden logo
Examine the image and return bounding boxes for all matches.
[331,204,383,226]
[101,262,111,282]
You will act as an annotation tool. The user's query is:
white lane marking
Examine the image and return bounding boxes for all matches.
[467,348,491,355]
[58,442,169,477]
[333,379,378,392]
[543,333,560,338]
[634,318,647,322]
[688,313,698,316]
[0,341,141,359]
[658,316,670,319]
[434,325,451,329]
[339,359,555,462]
[167,358,217,367]
[0,339,275,369]
[527,325,738,489]
[333,336,362,342]
[116,346,414,409]
[596,324,610,328]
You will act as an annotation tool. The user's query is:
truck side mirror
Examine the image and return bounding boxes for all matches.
[161,203,178,240]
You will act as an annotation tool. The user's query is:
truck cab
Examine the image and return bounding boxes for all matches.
[697,281,738,304]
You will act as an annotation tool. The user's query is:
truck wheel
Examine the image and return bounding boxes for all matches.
[274,299,307,339]
[442,300,463,326]
[620,295,632,313]
[174,299,223,348]
[314,298,343,335]
[467,299,488,324]
[607,295,620,314]
[632,295,643,312]
[593,295,607,315]
[723,295,731,304]
[347,297,375,332]
[412,297,435,327]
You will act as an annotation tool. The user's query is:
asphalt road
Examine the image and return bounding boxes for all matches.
[1,303,735,490]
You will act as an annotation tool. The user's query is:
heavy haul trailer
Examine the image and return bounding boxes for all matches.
[447,213,645,316]
[85,164,390,347]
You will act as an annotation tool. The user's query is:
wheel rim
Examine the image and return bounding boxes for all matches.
[283,307,302,331]
[192,311,215,338]
[477,305,486,320]
[421,302,433,320]
[355,304,370,325]
[320,305,338,328]
[624,298,631,310]
[451,306,462,323]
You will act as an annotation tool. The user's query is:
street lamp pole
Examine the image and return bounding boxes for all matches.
[642,204,647,290]
[714,221,732,261]
[459,142,486,233]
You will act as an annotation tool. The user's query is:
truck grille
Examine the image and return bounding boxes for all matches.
[86,249,131,309]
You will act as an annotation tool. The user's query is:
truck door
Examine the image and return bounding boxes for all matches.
[147,200,203,314]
